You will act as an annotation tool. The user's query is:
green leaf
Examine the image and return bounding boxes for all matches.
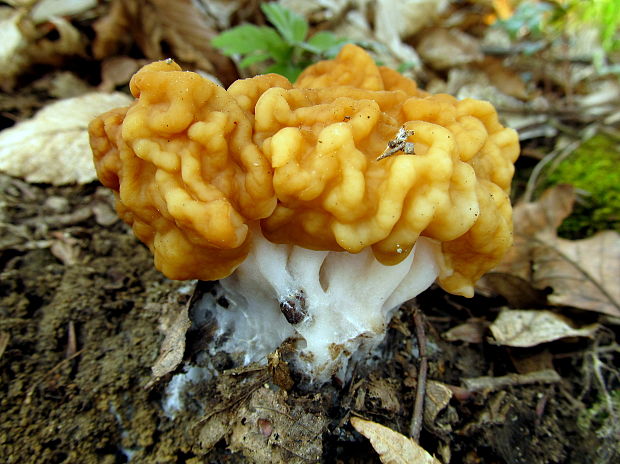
[238,53,273,68]
[265,62,304,82]
[261,3,308,44]
[397,61,416,73]
[305,31,348,53]
[211,25,286,56]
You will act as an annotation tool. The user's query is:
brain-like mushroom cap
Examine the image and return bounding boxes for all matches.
[90,44,519,296]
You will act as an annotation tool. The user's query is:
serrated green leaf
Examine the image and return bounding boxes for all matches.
[211,25,287,56]
[261,3,308,44]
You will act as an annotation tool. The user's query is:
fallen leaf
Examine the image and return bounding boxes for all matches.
[0,92,133,185]
[479,57,531,100]
[374,0,448,67]
[91,0,129,59]
[417,28,483,70]
[350,417,441,464]
[200,0,251,29]
[0,8,86,89]
[229,386,326,464]
[477,272,548,308]
[539,230,620,313]
[495,185,620,317]
[424,380,453,427]
[92,0,238,85]
[576,78,620,122]
[91,187,119,226]
[366,378,402,414]
[198,410,233,450]
[443,318,489,344]
[45,71,94,99]
[509,349,554,374]
[0,8,30,88]
[490,309,599,347]
[151,305,191,379]
[50,231,82,265]
[98,56,146,92]
[30,0,97,23]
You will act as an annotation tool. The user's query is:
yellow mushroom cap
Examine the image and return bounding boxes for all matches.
[89,45,519,296]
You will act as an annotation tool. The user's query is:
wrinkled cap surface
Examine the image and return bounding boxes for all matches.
[89,44,519,296]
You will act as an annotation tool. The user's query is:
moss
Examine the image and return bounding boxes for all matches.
[576,389,620,464]
[545,134,620,239]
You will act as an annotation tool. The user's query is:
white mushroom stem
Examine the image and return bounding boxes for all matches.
[195,228,442,385]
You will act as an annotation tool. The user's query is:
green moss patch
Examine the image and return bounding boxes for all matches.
[545,134,620,238]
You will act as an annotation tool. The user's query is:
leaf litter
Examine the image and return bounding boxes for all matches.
[492,184,620,317]
[1,0,619,462]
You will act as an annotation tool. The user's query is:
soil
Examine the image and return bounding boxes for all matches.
[0,172,615,463]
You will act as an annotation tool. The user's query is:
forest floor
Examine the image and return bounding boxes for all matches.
[1,1,619,463]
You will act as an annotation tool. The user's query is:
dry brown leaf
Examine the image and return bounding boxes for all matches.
[30,0,97,23]
[0,92,132,185]
[98,56,146,92]
[91,0,129,59]
[366,378,402,414]
[374,0,448,67]
[0,8,28,87]
[494,185,620,317]
[198,410,234,451]
[479,57,531,100]
[478,272,548,308]
[443,318,489,344]
[510,349,554,374]
[92,0,238,85]
[229,386,326,464]
[350,417,441,464]
[151,305,191,379]
[490,309,599,347]
[424,380,453,428]
[0,8,86,89]
[417,28,483,70]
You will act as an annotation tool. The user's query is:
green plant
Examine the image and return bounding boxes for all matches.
[577,0,620,53]
[498,1,556,41]
[577,389,620,463]
[495,0,620,55]
[544,134,620,239]
[212,3,349,81]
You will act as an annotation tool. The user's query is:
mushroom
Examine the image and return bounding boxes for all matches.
[89,45,519,384]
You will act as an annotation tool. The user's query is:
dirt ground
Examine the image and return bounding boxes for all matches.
[0,171,615,463]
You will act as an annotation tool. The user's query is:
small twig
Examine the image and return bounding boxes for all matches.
[461,369,561,392]
[589,348,620,425]
[409,308,428,442]
[523,138,579,202]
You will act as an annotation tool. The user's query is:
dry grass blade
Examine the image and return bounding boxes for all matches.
[0,331,9,360]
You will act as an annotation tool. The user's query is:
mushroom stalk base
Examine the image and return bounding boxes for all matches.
[195,230,441,385]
